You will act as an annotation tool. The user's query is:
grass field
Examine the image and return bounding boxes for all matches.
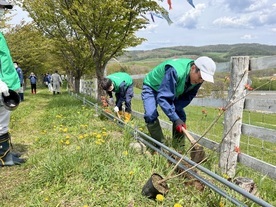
[1,87,275,207]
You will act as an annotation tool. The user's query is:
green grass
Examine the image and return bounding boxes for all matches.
[1,87,275,207]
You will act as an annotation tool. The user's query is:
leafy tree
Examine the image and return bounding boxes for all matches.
[5,23,58,85]
[19,0,95,93]
[18,0,162,99]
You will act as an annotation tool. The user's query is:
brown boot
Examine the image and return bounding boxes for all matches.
[124,112,132,123]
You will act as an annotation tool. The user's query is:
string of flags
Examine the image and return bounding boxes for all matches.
[147,0,195,25]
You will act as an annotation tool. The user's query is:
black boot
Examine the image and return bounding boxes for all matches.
[19,93,24,101]
[146,119,165,152]
[172,122,185,152]
[0,133,25,166]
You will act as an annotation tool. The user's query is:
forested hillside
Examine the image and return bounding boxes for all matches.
[119,43,276,63]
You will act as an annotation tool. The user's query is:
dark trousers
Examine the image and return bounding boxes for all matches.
[31,84,37,94]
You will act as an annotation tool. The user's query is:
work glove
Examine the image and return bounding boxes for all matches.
[114,106,119,113]
[0,80,10,96]
[108,98,114,106]
[174,119,187,133]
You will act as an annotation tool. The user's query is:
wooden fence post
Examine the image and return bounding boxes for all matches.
[219,56,250,178]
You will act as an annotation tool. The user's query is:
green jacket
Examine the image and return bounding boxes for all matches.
[107,72,133,93]
[143,59,195,97]
[0,32,20,90]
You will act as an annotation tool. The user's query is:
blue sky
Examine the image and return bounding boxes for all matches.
[130,0,276,50]
[10,0,276,51]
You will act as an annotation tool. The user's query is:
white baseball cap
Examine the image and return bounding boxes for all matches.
[0,0,13,9]
[194,56,216,83]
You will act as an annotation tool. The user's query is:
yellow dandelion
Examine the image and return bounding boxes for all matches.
[174,203,183,207]
[77,111,80,114]
[96,134,101,139]
[222,174,229,179]
[63,128,68,133]
[95,140,101,145]
[65,140,70,145]
[129,171,134,176]
[60,140,64,144]
[76,146,81,150]
[83,205,89,207]
[123,151,128,156]
[139,127,143,131]
[66,135,70,139]
[84,134,88,137]
[45,197,49,202]
[79,135,84,139]
[156,194,164,202]
[219,201,224,207]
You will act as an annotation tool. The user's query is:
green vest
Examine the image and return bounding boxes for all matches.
[143,59,194,97]
[0,32,20,90]
[107,72,133,93]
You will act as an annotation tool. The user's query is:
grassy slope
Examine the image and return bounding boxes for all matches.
[1,87,275,207]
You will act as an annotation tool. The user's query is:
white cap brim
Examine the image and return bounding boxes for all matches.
[200,71,214,83]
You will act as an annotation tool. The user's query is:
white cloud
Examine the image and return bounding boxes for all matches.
[176,3,206,29]
[240,34,256,40]
[213,16,253,28]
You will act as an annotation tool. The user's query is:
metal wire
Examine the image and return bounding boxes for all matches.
[71,92,273,207]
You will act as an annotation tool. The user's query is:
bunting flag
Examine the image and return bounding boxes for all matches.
[159,8,173,25]
[150,13,155,22]
[151,12,163,19]
[187,0,195,8]
[167,0,172,9]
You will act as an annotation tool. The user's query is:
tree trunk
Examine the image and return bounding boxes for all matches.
[219,56,250,178]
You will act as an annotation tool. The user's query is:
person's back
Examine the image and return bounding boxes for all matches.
[51,71,62,95]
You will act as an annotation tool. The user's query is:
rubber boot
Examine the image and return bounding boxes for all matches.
[124,112,131,123]
[146,119,165,152]
[172,122,185,153]
[19,93,24,101]
[0,133,25,166]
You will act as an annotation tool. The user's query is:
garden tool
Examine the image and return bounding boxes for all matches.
[182,127,206,163]
[116,111,121,119]
[172,122,185,152]
[124,112,131,123]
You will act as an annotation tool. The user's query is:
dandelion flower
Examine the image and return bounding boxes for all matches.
[96,134,101,139]
[123,151,128,156]
[219,201,224,207]
[129,171,134,176]
[79,135,84,139]
[174,203,183,207]
[76,146,81,150]
[156,194,164,202]
[65,140,70,145]
[63,128,68,132]
[66,135,70,139]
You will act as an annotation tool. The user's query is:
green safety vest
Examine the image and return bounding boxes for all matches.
[143,59,196,97]
[107,72,133,93]
[0,32,20,90]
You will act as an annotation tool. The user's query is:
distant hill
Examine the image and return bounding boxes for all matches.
[120,43,276,63]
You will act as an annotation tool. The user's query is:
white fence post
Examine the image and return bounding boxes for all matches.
[219,56,250,178]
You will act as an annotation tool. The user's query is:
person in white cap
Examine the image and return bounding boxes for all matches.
[142,56,216,152]
[0,0,26,166]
